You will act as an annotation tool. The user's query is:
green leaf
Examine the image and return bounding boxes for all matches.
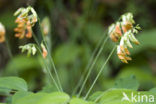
[38,92,70,104]
[88,91,103,101]
[150,88,156,94]
[14,92,47,104]
[117,67,156,90]
[93,89,156,104]
[12,91,33,104]
[70,98,95,104]
[114,75,139,90]
[0,87,11,96]
[13,92,70,104]
[0,77,28,94]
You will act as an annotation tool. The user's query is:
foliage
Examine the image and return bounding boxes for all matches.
[0,76,155,104]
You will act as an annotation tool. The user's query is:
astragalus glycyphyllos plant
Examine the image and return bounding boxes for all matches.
[73,13,141,100]
[2,6,155,104]
[80,13,141,99]
[108,13,141,63]
[13,6,63,92]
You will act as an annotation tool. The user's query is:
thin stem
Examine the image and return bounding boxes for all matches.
[72,0,100,95]
[84,45,116,99]
[46,51,63,92]
[32,33,61,91]
[72,32,107,95]
[43,58,61,91]
[77,36,109,97]
[37,18,63,92]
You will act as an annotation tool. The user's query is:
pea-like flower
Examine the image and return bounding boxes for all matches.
[19,43,37,56]
[14,6,37,39]
[0,22,5,43]
[108,13,141,63]
[41,43,48,59]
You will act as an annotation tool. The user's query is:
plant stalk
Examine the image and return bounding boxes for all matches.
[32,33,61,91]
[77,36,109,97]
[84,45,116,99]
[37,18,63,92]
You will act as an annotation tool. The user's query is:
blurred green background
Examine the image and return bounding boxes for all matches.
[0,0,156,97]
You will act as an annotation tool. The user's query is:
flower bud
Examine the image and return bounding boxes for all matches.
[108,22,122,42]
[41,17,51,36]
[0,23,5,43]
[41,43,48,59]
[19,44,37,56]
[129,33,140,45]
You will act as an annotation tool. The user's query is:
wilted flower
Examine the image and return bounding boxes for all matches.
[19,43,37,56]
[41,17,51,36]
[14,6,37,39]
[41,43,47,58]
[108,13,141,63]
[0,22,5,43]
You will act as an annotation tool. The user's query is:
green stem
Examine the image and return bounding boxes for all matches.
[43,58,61,91]
[84,45,116,99]
[77,36,109,97]
[72,32,107,95]
[32,33,61,91]
[37,18,63,92]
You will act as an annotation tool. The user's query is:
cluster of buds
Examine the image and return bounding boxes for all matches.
[19,43,37,56]
[19,43,47,59]
[14,6,37,39]
[0,22,5,43]
[108,13,141,63]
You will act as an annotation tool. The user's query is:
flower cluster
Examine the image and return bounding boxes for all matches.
[14,7,48,59]
[108,13,141,63]
[19,43,48,58]
[14,6,37,39]
[0,22,5,43]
